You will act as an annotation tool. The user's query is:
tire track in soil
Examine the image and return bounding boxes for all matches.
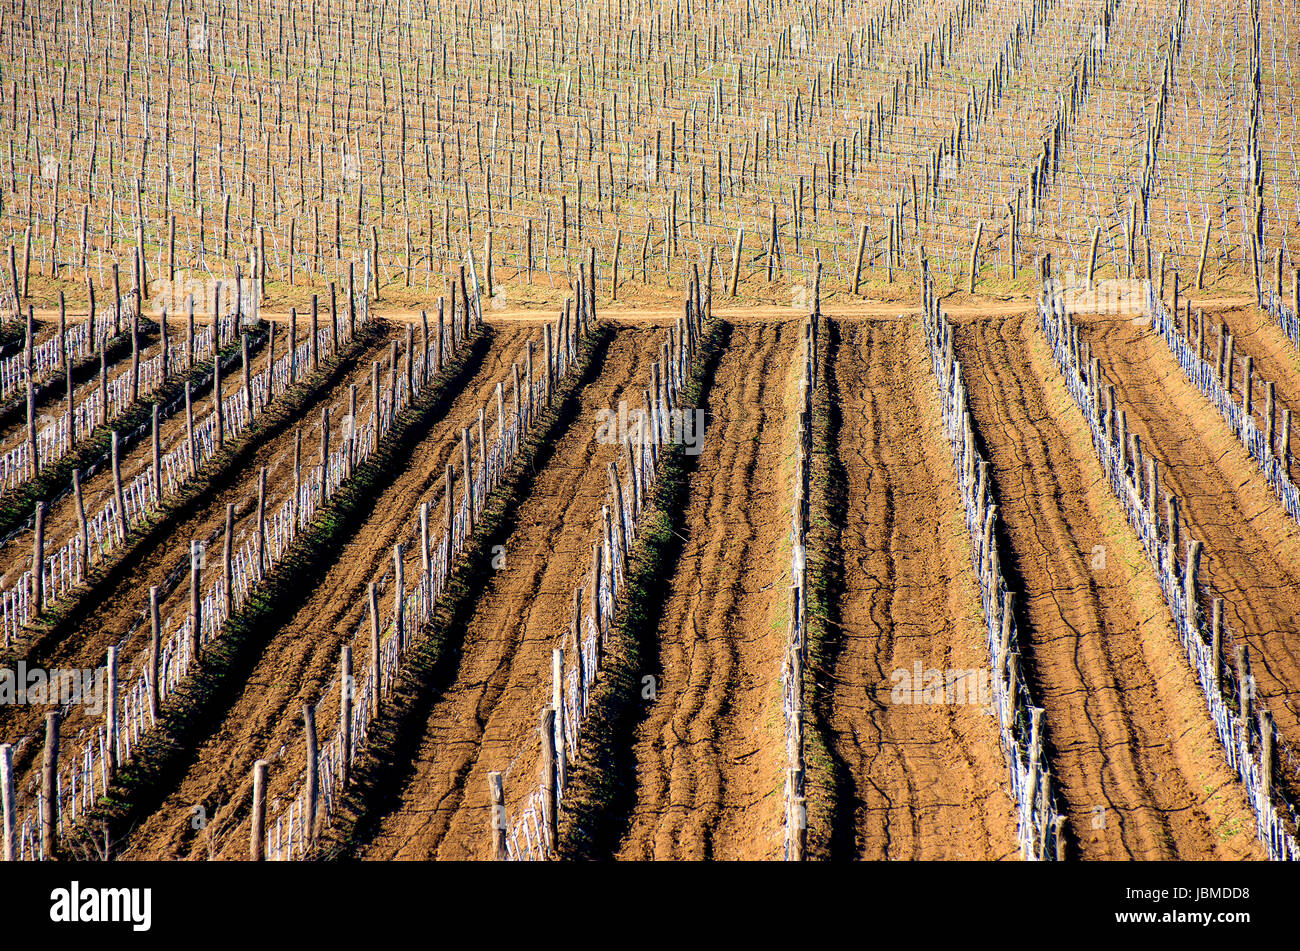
[823,319,1018,860]
[118,324,532,859]
[0,326,402,786]
[613,322,794,861]
[955,313,1262,860]
[349,327,661,861]
[1081,313,1300,781]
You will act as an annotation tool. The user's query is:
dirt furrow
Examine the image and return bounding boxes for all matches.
[954,313,1262,860]
[0,334,276,592]
[0,325,401,780]
[0,325,143,447]
[0,327,166,463]
[1081,312,1300,772]
[613,321,794,860]
[820,318,1018,860]
[1195,302,1300,427]
[348,326,660,861]
[115,324,531,858]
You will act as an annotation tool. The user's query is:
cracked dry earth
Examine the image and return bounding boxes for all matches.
[614,321,796,860]
[818,318,1019,860]
[352,327,662,860]
[953,313,1261,859]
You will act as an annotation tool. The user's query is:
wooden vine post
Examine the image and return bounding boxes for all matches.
[41,711,59,857]
[111,431,127,541]
[0,743,15,861]
[250,760,268,861]
[148,586,161,719]
[223,503,235,619]
[190,540,203,660]
[105,646,119,780]
[32,501,44,618]
[73,470,89,580]
[303,704,319,849]
[214,351,225,450]
[540,706,557,857]
[339,645,353,786]
[368,582,381,718]
[488,771,507,860]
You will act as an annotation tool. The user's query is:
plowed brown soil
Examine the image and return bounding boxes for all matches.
[347,326,661,861]
[1080,312,1300,780]
[1191,302,1300,425]
[0,340,134,460]
[613,322,795,860]
[822,318,1018,859]
[954,313,1262,859]
[0,328,285,646]
[117,324,532,858]
[0,325,401,786]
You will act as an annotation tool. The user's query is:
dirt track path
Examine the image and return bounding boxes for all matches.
[821,319,1018,859]
[0,326,401,785]
[28,294,1266,328]
[954,314,1262,860]
[118,324,532,858]
[350,327,660,861]
[1081,313,1300,776]
[613,322,795,860]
